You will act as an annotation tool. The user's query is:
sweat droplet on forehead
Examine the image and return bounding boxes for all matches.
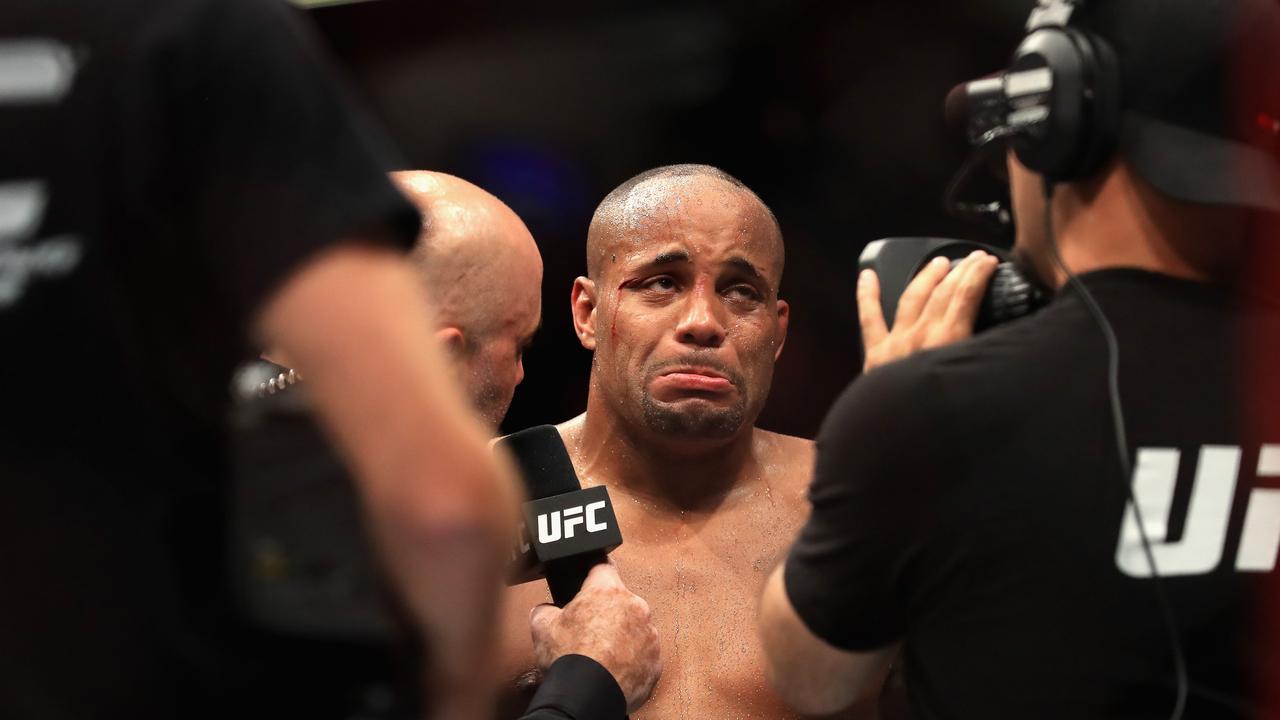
[617,177,752,230]
[587,169,785,282]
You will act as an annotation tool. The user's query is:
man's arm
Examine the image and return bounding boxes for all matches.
[758,346,956,717]
[755,250,990,713]
[258,241,520,716]
[759,565,897,716]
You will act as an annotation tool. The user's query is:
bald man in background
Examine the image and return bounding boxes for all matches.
[266,172,542,429]
[389,171,543,429]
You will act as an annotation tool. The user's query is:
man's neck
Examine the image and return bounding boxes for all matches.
[568,391,763,516]
[1048,162,1245,287]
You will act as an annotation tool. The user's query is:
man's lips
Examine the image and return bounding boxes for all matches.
[652,368,735,393]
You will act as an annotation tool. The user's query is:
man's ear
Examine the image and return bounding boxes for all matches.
[434,326,466,357]
[773,299,790,361]
[570,276,599,351]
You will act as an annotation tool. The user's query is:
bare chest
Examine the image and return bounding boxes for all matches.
[609,497,807,719]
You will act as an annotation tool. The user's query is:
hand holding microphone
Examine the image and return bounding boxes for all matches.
[530,563,662,714]
[497,425,662,715]
[498,425,623,605]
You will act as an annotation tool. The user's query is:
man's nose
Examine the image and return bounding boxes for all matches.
[674,281,726,348]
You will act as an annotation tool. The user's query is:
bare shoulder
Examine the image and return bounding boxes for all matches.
[754,428,816,501]
[755,427,815,468]
[554,413,586,445]
[494,414,584,447]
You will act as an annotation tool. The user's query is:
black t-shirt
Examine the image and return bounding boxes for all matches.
[0,0,418,717]
[786,269,1280,719]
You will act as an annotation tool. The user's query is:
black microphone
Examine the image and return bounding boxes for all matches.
[497,425,623,607]
[943,81,972,137]
[946,75,1008,144]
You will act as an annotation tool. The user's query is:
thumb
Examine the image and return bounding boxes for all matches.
[580,561,625,592]
[529,602,561,639]
[856,269,889,350]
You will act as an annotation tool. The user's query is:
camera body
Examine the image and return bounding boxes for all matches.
[858,237,1049,333]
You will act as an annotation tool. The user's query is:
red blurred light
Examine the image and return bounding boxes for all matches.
[1257,111,1280,136]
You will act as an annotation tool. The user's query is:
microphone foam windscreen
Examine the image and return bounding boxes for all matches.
[944,81,971,134]
[498,425,581,498]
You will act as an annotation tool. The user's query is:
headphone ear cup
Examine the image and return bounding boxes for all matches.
[1009,27,1122,182]
[1009,28,1089,180]
[1068,28,1121,180]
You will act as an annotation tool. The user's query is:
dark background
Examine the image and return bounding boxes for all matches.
[308,0,1035,438]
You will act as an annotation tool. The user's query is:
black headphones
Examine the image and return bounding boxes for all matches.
[964,0,1123,182]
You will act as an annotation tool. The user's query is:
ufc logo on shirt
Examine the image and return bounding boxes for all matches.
[1,39,84,308]
[1115,444,1280,577]
[537,501,609,544]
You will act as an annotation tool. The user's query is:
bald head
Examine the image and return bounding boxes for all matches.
[391,171,543,428]
[392,171,541,337]
[586,164,783,283]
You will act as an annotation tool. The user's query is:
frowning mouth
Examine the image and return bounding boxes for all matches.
[652,366,735,394]
[659,366,728,381]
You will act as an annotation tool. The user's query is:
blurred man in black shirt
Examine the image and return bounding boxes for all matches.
[0,1,656,718]
[760,0,1280,718]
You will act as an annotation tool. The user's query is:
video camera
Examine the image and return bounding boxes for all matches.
[858,237,1049,333]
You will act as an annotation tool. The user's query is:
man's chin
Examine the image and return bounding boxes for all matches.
[640,396,746,439]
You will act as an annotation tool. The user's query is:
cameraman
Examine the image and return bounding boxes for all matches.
[759,0,1280,718]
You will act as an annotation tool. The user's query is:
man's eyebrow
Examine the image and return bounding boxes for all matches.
[626,250,772,288]
[726,256,766,283]
[644,250,691,266]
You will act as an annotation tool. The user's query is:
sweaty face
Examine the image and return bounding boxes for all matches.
[591,179,788,441]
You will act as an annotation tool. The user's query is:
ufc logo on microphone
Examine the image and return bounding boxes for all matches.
[538,501,609,543]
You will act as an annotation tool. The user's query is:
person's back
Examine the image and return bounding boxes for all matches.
[4,3,249,714]
[839,268,1280,717]
[0,1,452,716]
[2,0,190,462]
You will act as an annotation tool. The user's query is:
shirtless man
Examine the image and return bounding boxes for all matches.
[497,164,823,719]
